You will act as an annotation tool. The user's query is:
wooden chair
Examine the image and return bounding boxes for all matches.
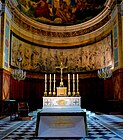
[18,102,29,118]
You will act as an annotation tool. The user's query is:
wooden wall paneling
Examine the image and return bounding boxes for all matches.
[113,69,123,100]
[79,77,104,112]
[120,73,123,100]
[103,78,113,100]
[23,78,31,100]
[10,78,24,99]
[10,78,16,99]
[28,78,36,100]
[2,72,10,100]
[36,79,44,99]
[0,72,2,100]
[23,78,44,110]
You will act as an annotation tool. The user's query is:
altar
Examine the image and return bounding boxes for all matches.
[43,96,81,109]
[35,63,88,138]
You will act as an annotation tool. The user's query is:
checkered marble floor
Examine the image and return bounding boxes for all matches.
[0,112,123,140]
[93,114,123,139]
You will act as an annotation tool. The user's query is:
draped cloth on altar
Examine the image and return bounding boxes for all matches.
[35,109,87,138]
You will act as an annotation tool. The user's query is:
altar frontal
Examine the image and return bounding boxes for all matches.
[35,111,87,138]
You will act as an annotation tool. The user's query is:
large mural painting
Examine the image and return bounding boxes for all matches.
[11,33,112,73]
[17,0,106,25]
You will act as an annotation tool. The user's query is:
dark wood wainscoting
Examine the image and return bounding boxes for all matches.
[8,70,123,114]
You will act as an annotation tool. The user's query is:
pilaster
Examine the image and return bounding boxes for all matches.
[0,0,12,100]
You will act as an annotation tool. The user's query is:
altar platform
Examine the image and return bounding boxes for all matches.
[35,107,88,138]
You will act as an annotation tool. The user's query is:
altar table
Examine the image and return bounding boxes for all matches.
[35,108,87,138]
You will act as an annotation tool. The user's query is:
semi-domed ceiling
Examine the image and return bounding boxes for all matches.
[17,0,106,25]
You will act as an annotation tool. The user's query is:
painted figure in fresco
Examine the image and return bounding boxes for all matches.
[75,0,88,20]
[81,49,90,71]
[19,0,30,9]
[23,47,32,69]
[31,48,41,71]
[35,0,50,18]
[105,40,112,66]
[55,0,75,23]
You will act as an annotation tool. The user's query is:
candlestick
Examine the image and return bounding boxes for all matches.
[76,74,80,96]
[72,74,75,96]
[49,74,52,96]
[44,74,47,96]
[77,74,78,92]
[68,74,70,79]
[45,74,47,91]
[53,74,56,96]
[73,74,75,80]
[68,74,71,96]
[54,74,55,89]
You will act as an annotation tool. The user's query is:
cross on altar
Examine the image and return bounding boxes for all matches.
[44,99,51,106]
[73,99,79,105]
[56,62,68,87]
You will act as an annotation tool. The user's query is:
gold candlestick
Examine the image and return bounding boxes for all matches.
[68,74,71,96]
[76,74,80,96]
[53,74,56,96]
[72,74,75,96]
[49,74,52,96]
[44,74,47,96]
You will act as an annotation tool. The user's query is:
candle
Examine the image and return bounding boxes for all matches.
[68,74,70,93]
[44,74,47,93]
[73,74,75,92]
[54,74,55,80]
[77,74,78,81]
[77,74,79,92]
[49,74,51,92]
[50,74,51,80]
[54,74,55,90]
[68,74,70,79]
[45,74,47,81]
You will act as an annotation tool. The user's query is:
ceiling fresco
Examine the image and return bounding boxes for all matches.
[17,0,106,25]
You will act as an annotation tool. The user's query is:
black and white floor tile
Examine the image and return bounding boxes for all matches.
[0,111,123,140]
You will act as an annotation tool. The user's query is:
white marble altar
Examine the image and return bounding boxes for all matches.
[43,96,81,109]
